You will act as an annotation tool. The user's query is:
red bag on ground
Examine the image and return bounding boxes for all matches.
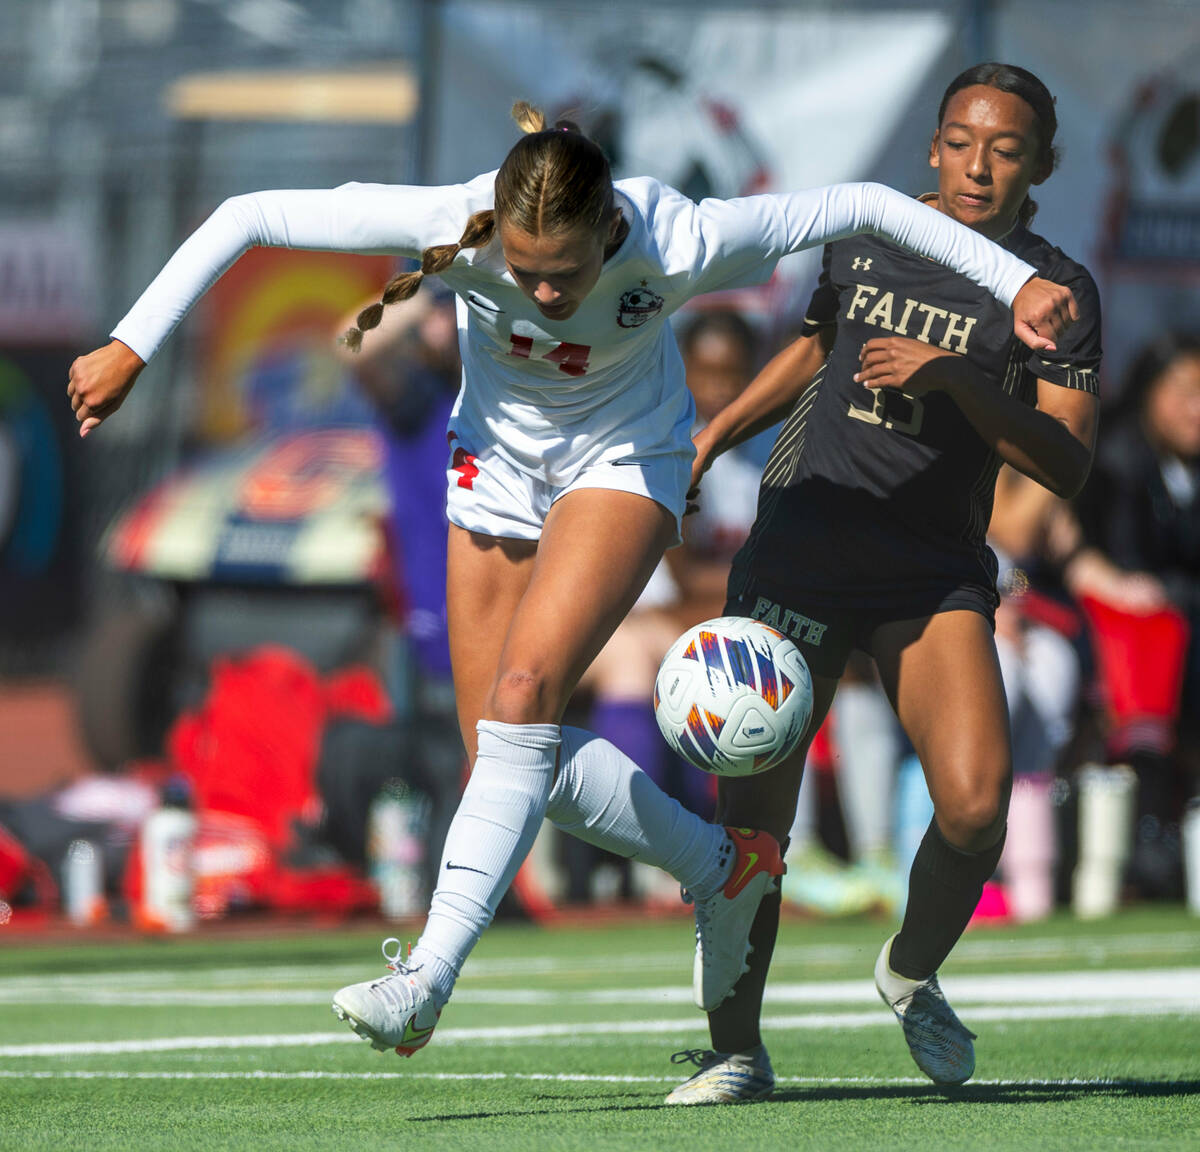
[168,647,327,848]
[152,645,391,918]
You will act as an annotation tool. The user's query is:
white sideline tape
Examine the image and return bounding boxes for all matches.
[0,967,1196,1008]
[0,998,1196,1058]
[0,930,1195,992]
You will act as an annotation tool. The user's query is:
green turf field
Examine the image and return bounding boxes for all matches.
[0,906,1196,1150]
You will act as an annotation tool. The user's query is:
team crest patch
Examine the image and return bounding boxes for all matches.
[617,281,664,328]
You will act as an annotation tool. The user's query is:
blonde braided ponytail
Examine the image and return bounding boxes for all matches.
[339,209,496,352]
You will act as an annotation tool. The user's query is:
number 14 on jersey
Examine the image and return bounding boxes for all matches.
[508,334,591,377]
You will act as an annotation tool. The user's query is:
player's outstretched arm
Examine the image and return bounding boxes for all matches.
[67,339,145,438]
[765,183,1078,351]
[70,183,460,438]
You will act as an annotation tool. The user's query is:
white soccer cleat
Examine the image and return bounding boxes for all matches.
[689,827,785,1011]
[874,933,976,1085]
[331,938,441,1057]
[664,1045,776,1105]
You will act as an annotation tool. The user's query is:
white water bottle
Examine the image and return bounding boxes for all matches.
[64,839,106,927]
[139,777,197,933]
[1072,763,1137,919]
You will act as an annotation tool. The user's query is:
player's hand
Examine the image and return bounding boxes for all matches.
[854,336,960,395]
[1011,276,1077,353]
[67,340,146,438]
[686,426,720,514]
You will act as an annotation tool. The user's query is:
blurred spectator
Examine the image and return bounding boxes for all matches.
[331,286,466,898]
[1067,331,1200,900]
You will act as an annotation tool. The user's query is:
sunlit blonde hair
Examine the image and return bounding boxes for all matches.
[341,103,615,351]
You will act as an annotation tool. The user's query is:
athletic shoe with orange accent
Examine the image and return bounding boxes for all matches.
[331,938,441,1057]
[689,827,785,1011]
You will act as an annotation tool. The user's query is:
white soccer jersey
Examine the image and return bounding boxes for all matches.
[111,173,1036,484]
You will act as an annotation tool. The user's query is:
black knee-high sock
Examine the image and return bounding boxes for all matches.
[889,819,1005,981]
[707,885,782,1054]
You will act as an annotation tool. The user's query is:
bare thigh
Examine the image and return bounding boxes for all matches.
[446,489,677,760]
[714,673,840,844]
[871,610,1012,850]
[446,525,538,764]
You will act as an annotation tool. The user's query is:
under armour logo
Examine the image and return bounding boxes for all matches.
[852,257,873,271]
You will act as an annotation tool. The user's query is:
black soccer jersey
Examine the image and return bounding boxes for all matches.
[731,207,1102,606]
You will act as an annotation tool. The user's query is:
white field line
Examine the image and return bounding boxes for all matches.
[1,930,1196,992]
[0,967,1197,1008]
[0,1070,1184,1089]
[1,999,1197,1058]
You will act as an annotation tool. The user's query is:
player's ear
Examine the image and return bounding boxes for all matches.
[929,130,941,170]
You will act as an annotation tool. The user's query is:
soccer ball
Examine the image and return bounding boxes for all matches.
[653,616,813,777]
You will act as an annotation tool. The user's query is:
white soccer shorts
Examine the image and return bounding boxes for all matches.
[443,433,691,545]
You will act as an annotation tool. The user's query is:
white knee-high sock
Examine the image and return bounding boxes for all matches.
[545,726,731,898]
[411,720,559,1005]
